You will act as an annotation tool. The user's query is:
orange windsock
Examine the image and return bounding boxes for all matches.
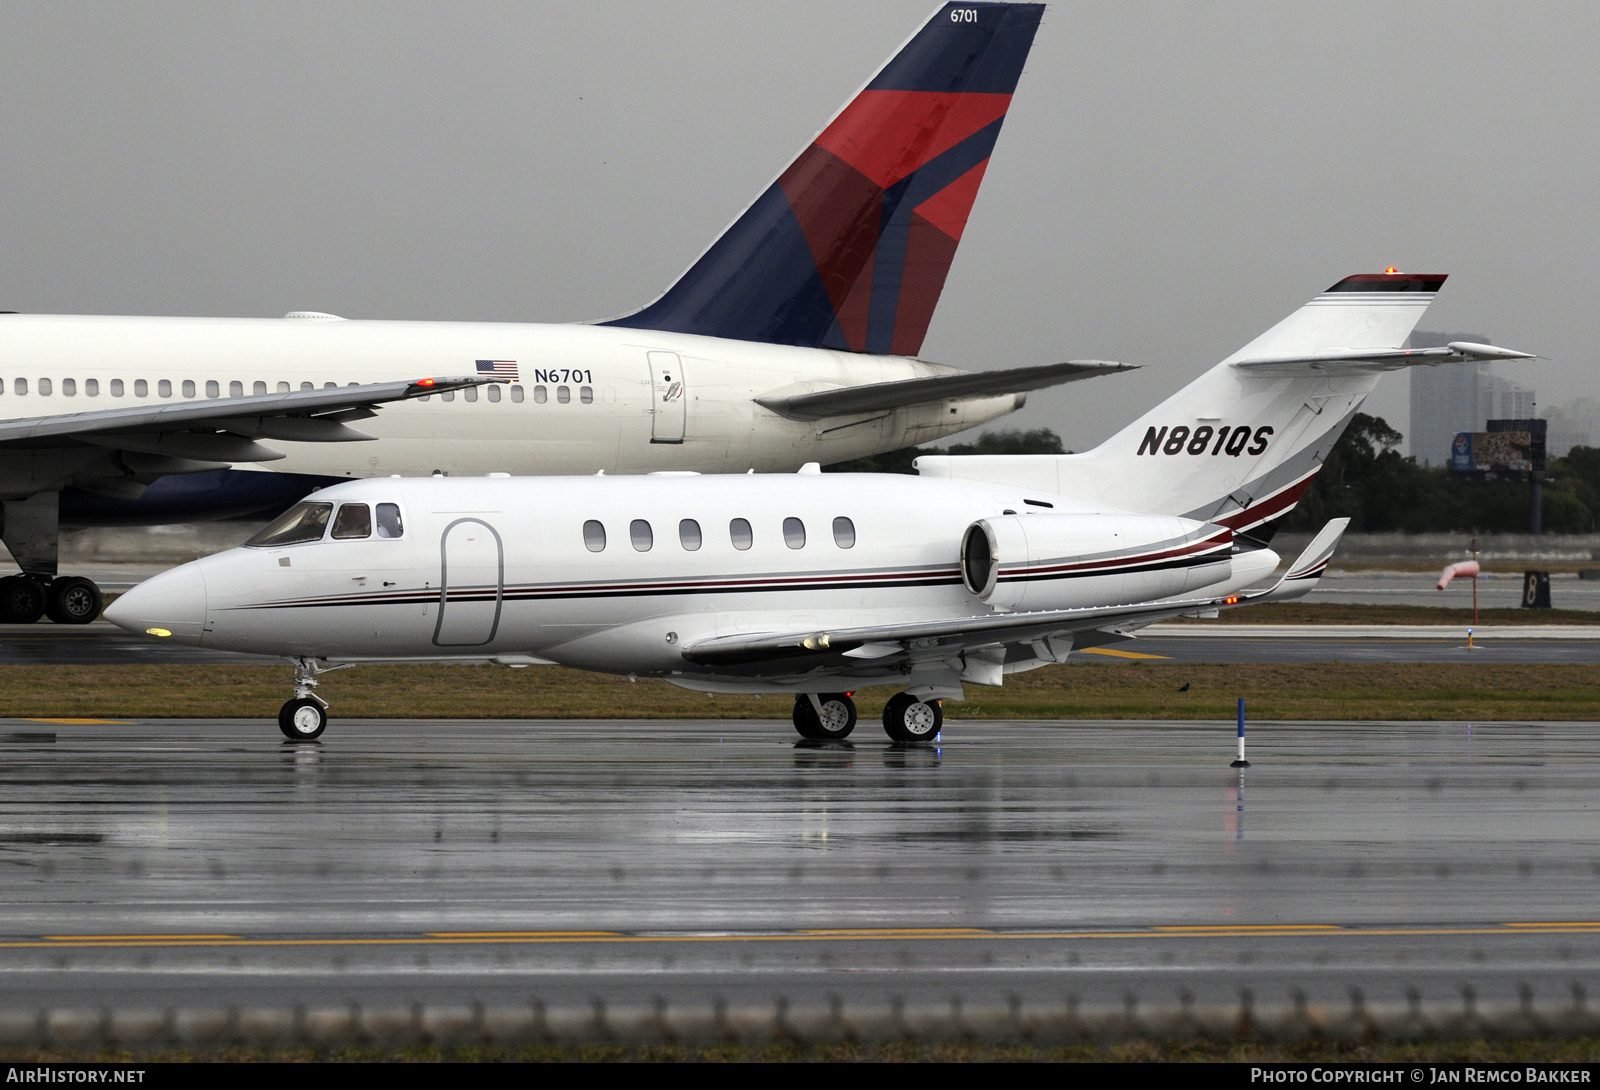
[1437,560,1481,591]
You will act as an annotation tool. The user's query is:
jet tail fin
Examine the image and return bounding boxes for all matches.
[604,3,1044,355]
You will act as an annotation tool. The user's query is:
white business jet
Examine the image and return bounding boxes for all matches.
[0,3,1125,626]
[108,272,1532,742]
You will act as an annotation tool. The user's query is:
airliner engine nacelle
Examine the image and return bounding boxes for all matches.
[960,513,1234,612]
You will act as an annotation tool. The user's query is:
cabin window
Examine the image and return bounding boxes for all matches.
[277,381,290,393]
[556,386,571,404]
[580,386,593,404]
[63,378,77,396]
[375,503,403,539]
[181,379,195,397]
[331,503,372,540]
[679,519,702,551]
[111,379,124,397]
[630,519,653,551]
[324,382,338,389]
[38,378,51,396]
[246,501,333,547]
[85,379,98,396]
[533,385,548,404]
[510,385,524,403]
[486,384,501,403]
[300,381,314,391]
[441,390,455,402]
[134,379,148,397]
[582,520,606,552]
[729,518,752,551]
[158,379,172,398]
[12,378,23,395]
[463,386,478,403]
[783,517,806,549]
[206,380,220,397]
[227,380,242,397]
[832,517,856,548]
[253,381,267,396]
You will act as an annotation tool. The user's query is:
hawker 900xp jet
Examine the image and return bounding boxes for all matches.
[0,3,1122,625]
[107,272,1532,741]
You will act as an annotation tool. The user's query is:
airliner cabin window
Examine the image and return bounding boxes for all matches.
[375,503,403,539]
[181,380,195,397]
[534,386,548,404]
[630,519,653,551]
[246,502,333,547]
[324,382,337,389]
[38,378,51,395]
[510,385,524,403]
[206,380,220,397]
[832,517,856,548]
[441,390,455,402]
[85,379,99,396]
[583,520,606,552]
[783,517,806,549]
[134,379,147,397]
[300,382,314,391]
[730,518,753,551]
[463,386,478,402]
[580,386,593,404]
[679,519,702,551]
[254,381,267,396]
[12,379,23,395]
[331,503,372,540]
[111,379,124,397]
[277,382,290,393]
[158,379,172,398]
[557,386,571,404]
[63,379,76,396]
[230,381,243,397]
[486,384,501,403]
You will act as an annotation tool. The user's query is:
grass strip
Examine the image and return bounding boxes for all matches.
[6,661,1599,721]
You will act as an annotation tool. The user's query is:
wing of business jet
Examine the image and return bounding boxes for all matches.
[753,360,1134,421]
[679,519,1350,675]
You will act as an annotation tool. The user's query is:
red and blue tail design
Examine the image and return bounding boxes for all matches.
[605,2,1044,355]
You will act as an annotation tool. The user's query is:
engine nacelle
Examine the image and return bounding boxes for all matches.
[960,513,1233,612]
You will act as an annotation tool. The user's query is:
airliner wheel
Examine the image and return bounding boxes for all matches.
[278,698,328,741]
[45,577,104,625]
[0,576,46,625]
[882,692,942,743]
[792,693,857,740]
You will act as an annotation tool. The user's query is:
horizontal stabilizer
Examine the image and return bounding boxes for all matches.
[1233,341,1535,374]
[1246,518,1351,604]
[755,360,1133,421]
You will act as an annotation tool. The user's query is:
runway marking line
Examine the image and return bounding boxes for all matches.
[1078,648,1169,660]
[22,718,128,725]
[12,922,1600,951]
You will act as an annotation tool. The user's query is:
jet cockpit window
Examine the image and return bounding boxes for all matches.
[583,520,606,552]
[246,502,334,547]
[376,503,403,539]
[331,503,372,540]
[783,518,805,549]
[832,517,856,548]
[729,518,752,551]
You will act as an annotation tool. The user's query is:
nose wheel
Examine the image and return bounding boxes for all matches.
[882,692,942,743]
[279,698,328,741]
[792,692,857,740]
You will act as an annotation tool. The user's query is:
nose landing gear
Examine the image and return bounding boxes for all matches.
[278,657,353,741]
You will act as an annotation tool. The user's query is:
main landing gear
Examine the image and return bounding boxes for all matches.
[278,657,354,742]
[0,575,103,625]
[791,691,943,744]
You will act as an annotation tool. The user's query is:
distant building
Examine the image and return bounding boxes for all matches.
[1544,397,1600,459]
[1407,331,1537,466]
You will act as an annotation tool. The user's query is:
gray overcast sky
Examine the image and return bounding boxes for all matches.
[2,1,1594,453]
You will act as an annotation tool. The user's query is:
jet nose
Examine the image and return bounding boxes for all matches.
[105,562,209,644]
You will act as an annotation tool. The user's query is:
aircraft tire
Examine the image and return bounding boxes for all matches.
[45,577,104,625]
[0,576,47,625]
[793,693,857,740]
[882,692,942,743]
[278,698,328,741]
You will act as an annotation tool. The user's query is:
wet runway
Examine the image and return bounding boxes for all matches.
[2,717,1598,1023]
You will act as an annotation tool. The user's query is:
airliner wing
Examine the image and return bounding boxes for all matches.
[753,360,1133,422]
[0,376,497,463]
[682,520,1351,674]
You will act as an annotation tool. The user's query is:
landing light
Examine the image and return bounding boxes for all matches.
[146,628,172,638]
[1224,596,1240,605]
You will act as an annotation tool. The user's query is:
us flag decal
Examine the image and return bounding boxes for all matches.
[475,359,519,380]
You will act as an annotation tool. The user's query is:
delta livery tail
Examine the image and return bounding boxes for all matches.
[916,272,1534,540]
[605,2,1044,355]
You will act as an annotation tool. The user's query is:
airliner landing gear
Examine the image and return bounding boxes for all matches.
[0,576,46,624]
[792,692,857,740]
[45,577,104,625]
[882,692,942,743]
[278,657,352,741]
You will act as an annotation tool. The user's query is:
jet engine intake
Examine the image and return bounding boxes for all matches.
[961,513,1233,612]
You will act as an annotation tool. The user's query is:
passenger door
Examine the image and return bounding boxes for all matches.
[432,518,504,646]
[646,351,686,444]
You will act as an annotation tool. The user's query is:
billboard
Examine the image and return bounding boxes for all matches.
[1450,419,1546,477]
